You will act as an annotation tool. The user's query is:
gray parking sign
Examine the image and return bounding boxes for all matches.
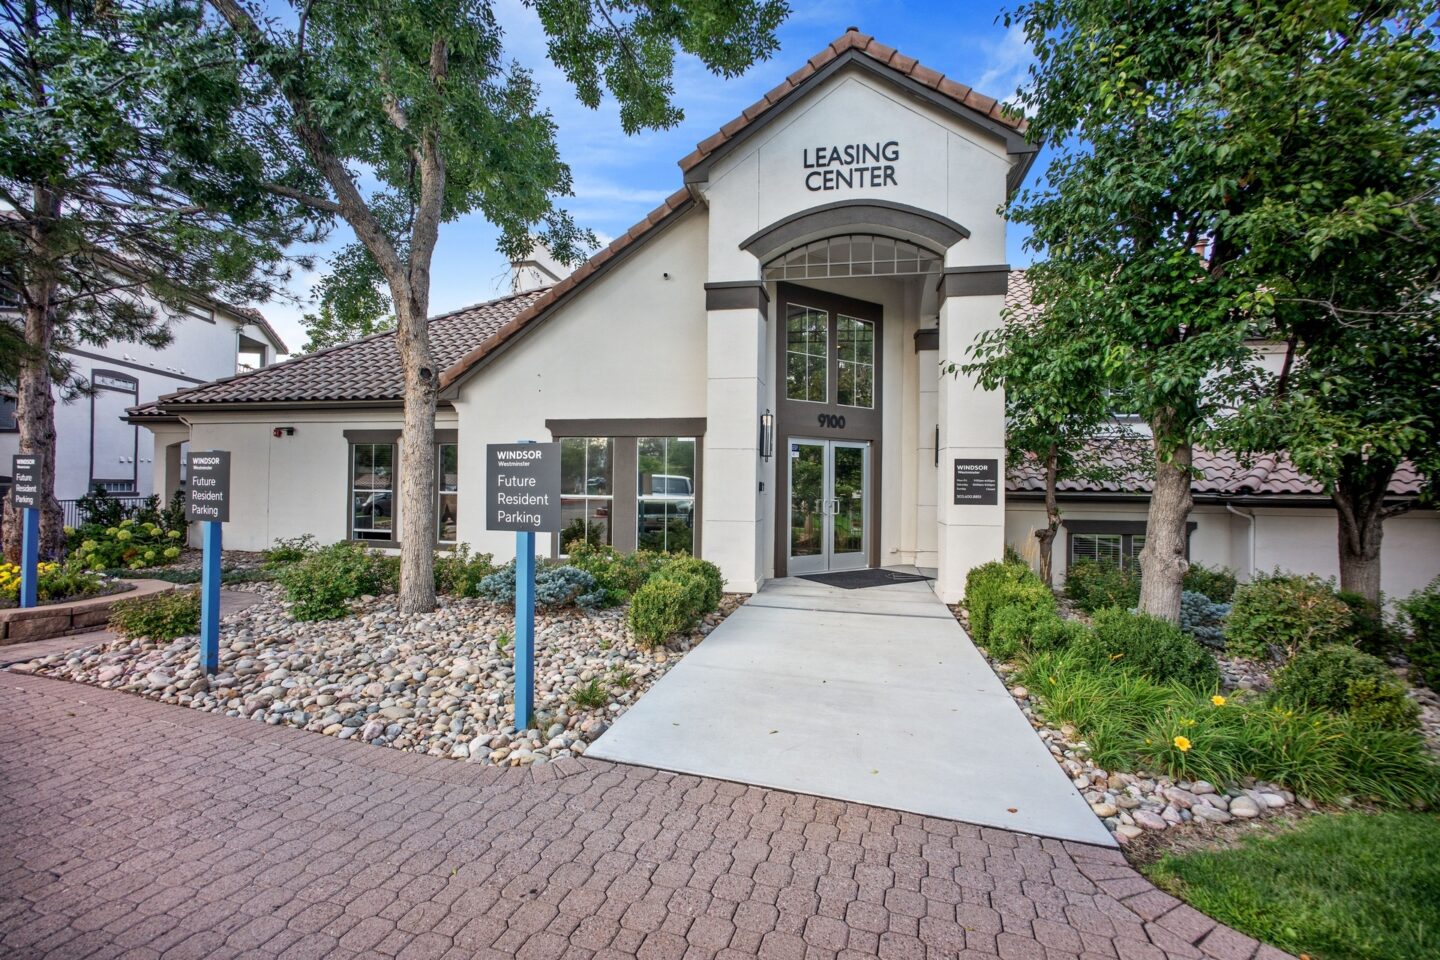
[486,443,561,532]
[186,451,231,522]
[11,454,41,509]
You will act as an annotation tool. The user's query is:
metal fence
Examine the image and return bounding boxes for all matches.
[59,496,153,529]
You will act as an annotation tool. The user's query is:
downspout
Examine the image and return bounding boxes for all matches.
[1225,502,1256,580]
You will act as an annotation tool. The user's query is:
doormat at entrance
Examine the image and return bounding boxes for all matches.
[798,569,933,590]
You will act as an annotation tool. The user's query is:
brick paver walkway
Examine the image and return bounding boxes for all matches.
[0,672,1286,960]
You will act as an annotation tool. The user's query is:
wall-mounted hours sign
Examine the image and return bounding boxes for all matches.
[11,454,41,509]
[803,140,900,191]
[952,458,999,506]
[486,443,561,532]
[186,451,231,522]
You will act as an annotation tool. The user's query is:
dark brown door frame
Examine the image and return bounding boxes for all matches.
[773,282,883,577]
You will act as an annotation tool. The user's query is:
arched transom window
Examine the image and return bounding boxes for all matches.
[762,234,942,282]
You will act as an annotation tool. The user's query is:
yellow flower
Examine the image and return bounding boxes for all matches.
[120,519,134,527]
[1173,736,1192,752]
[1212,695,1227,706]
[115,530,132,541]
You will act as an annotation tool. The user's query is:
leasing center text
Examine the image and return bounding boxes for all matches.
[803,141,900,191]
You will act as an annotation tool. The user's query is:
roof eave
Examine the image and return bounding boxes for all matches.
[680,48,1035,193]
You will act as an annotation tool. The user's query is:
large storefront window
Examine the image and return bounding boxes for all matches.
[785,304,828,402]
[351,442,395,541]
[560,437,613,550]
[637,437,697,554]
[836,314,874,408]
[437,442,458,544]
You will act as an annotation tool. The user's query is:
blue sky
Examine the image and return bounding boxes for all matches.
[265,1,1043,353]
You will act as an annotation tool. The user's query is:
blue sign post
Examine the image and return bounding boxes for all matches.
[11,454,42,609]
[486,441,561,733]
[186,451,231,675]
[514,528,536,730]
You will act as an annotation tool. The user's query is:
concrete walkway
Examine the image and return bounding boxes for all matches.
[0,671,1284,959]
[589,577,1114,847]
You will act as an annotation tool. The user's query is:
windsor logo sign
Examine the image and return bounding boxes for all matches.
[185,451,231,522]
[486,443,561,532]
[10,454,41,509]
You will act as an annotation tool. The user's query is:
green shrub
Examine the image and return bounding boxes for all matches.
[628,571,710,646]
[433,544,496,598]
[0,559,106,605]
[279,542,389,621]
[1064,560,1140,613]
[1015,647,1440,807]
[987,604,1063,661]
[1179,590,1230,649]
[1272,644,1419,731]
[1080,607,1220,689]
[476,561,604,608]
[1337,590,1402,658]
[262,534,317,571]
[565,542,666,604]
[653,555,724,612]
[1032,617,1090,651]
[69,517,185,571]
[965,560,1054,644]
[1225,572,1352,661]
[109,587,201,641]
[1183,563,1238,603]
[1399,577,1440,690]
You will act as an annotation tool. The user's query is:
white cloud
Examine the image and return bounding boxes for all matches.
[975,22,1034,105]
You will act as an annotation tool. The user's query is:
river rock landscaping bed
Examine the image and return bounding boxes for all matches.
[14,582,741,765]
[995,660,1298,844]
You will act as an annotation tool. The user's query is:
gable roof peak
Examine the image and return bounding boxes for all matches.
[678,29,1031,182]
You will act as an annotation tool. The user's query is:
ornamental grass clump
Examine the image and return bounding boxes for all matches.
[1079,607,1220,689]
[1015,647,1440,807]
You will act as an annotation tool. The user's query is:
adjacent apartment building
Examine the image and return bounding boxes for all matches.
[2,289,286,505]
[123,29,1438,602]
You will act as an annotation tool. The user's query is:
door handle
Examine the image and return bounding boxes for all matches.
[830,499,840,514]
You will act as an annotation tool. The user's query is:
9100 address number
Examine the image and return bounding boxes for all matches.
[817,413,847,429]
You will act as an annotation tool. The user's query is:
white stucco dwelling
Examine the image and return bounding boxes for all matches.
[2,285,286,509]
[125,29,1438,603]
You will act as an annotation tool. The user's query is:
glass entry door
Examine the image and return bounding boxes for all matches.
[788,439,870,575]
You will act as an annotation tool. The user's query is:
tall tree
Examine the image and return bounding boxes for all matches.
[1211,4,1440,607]
[201,0,786,614]
[0,0,311,561]
[1007,0,1436,621]
[953,286,1137,585]
[300,243,394,354]
[1006,0,1256,621]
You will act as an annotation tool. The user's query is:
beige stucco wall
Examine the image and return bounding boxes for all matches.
[1005,499,1440,603]
[450,209,710,562]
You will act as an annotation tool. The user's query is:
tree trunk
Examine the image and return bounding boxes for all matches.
[1138,428,1192,623]
[394,294,438,615]
[1333,459,1391,608]
[1036,444,1059,586]
[3,187,64,563]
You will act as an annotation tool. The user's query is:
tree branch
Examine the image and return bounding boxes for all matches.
[262,182,342,214]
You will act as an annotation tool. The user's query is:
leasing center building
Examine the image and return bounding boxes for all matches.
[127,29,1440,603]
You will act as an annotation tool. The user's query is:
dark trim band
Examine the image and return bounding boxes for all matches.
[64,347,208,386]
[741,200,970,262]
[545,418,707,439]
[343,429,402,443]
[913,328,939,352]
[937,265,1010,299]
[704,281,770,312]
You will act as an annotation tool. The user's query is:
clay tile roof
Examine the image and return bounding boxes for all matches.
[154,287,549,407]
[1006,444,1425,498]
[678,28,1028,178]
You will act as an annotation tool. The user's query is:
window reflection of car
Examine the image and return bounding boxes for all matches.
[355,491,393,524]
[638,475,694,529]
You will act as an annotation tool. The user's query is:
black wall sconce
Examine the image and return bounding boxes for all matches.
[759,410,775,461]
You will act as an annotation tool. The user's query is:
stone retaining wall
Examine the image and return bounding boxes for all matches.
[0,580,176,645]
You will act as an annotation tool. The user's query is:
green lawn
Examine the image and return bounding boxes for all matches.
[1144,812,1440,960]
